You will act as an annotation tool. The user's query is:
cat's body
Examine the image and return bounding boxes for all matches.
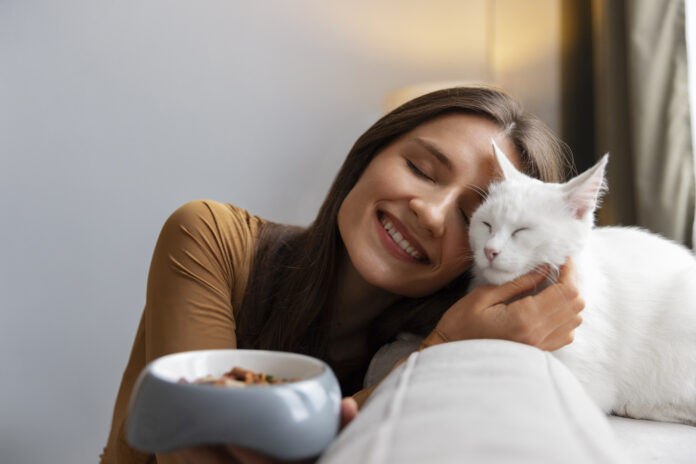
[468,142,696,424]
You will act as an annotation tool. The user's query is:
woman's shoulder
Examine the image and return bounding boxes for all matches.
[157,200,267,308]
[164,199,266,241]
[172,199,264,225]
[158,199,265,274]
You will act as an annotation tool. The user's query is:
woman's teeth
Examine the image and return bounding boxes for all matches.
[380,217,423,260]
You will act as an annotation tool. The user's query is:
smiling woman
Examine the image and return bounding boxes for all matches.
[101,86,582,464]
[337,114,522,298]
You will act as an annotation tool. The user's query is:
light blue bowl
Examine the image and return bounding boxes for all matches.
[126,349,342,460]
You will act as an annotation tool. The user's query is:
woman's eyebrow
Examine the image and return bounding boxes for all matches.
[411,137,453,170]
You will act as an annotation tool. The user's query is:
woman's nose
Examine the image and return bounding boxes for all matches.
[409,191,456,237]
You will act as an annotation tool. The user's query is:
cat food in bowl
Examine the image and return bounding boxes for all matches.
[126,349,341,460]
[179,365,299,387]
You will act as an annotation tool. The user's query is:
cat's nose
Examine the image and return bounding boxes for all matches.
[484,247,499,262]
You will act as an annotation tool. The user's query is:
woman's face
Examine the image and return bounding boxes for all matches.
[337,113,522,297]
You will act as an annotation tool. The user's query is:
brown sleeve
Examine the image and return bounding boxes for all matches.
[144,200,259,359]
[100,200,262,464]
[352,329,449,409]
[149,200,262,464]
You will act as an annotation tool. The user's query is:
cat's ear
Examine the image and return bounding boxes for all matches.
[563,154,609,220]
[491,139,528,182]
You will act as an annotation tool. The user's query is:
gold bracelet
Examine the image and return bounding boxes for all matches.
[419,328,450,350]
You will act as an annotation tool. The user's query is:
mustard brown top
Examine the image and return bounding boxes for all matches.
[100,199,443,463]
[101,200,264,464]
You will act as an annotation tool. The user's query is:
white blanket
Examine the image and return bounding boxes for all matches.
[319,340,696,463]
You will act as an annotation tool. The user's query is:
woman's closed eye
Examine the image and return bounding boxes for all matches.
[460,210,470,226]
[406,160,434,182]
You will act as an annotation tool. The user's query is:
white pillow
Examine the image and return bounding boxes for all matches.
[320,340,629,464]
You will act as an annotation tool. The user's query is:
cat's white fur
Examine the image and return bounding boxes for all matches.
[468,141,696,424]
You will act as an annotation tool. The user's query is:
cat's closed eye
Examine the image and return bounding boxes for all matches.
[482,221,492,232]
[512,227,529,236]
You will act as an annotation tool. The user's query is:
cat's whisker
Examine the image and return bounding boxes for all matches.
[466,184,488,201]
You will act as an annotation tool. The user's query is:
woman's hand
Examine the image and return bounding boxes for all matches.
[173,397,358,464]
[435,258,584,351]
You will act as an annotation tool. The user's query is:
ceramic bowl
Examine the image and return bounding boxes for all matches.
[126,349,341,460]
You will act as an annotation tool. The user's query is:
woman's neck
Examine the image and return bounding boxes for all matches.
[330,249,398,340]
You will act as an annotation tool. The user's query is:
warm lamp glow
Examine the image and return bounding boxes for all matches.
[490,0,561,76]
[304,1,488,69]
[382,0,562,132]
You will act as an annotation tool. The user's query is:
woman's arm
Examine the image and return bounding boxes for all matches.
[144,200,249,360]
[100,200,262,464]
[149,201,267,464]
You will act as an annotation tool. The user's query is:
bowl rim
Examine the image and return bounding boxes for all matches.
[147,348,328,388]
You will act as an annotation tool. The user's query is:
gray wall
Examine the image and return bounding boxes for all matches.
[0,1,560,463]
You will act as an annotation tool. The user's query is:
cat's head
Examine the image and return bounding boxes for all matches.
[469,141,608,285]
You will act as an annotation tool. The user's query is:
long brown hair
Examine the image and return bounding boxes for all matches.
[237,86,572,368]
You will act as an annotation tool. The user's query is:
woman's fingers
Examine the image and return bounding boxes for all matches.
[475,264,549,308]
[557,257,578,284]
[175,445,245,464]
[538,316,583,351]
[174,443,278,464]
[493,258,583,349]
[484,257,577,310]
[514,258,583,350]
[532,262,584,317]
[340,397,358,429]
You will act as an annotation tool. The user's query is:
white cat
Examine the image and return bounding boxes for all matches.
[468,141,696,425]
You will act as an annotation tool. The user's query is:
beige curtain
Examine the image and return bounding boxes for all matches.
[592,0,694,247]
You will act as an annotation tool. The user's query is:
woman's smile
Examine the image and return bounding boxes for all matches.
[375,211,429,263]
